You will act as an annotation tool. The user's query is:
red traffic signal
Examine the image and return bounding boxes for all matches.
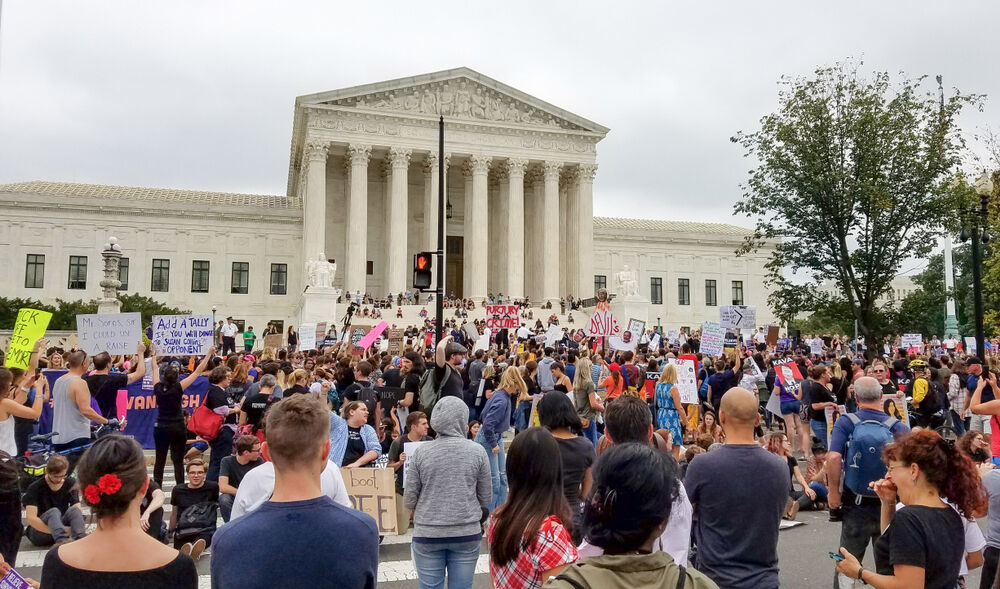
[413,252,433,290]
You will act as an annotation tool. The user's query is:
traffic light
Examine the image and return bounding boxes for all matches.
[413,252,433,290]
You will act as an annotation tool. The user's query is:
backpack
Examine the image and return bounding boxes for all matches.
[174,501,218,543]
[843,413,898,498]
[418,364,453,418]
[0,450,19,491]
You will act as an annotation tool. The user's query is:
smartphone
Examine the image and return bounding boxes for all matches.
[828,552,845,562]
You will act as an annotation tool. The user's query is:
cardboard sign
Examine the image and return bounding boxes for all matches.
[485,305,519,329]
[700,321,725,357]
[586,308,621,337]
[475,327,492,351]
[343,467,398,535]
[358,321,389,350]
[766,325,779,346]
[901,333,922,349]
[152,314,213,356]
[667,358,699,404]
[5,308,52,369]
[387,329,405,355]
[263,333,283,349]
[348,325,372,354]
[76,312,142,356]
[720,305,756,329]
[881,392,909,426]
[298,324,317,351]
[402,440,428,489]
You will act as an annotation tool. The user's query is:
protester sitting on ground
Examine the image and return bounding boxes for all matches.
[23,454,87,547]
[387,411,432,533]
[955,430,993,472]
[404,396,491,589]
[836,430,987,589]
[340,401,381,468]
[151,346,214,486]
[212,392,378,588]
[169,458,219,560]
[488,427,578,588]
[686,387,788,589]
[697,410,725,444]
[537,391,595,525]
[797,439,830,512]
[138,475,167,542]
[578,394,693,567]
[764,431,814,521]
[218,435,264,522]
[543,443,717,589]
[40,435,198,588]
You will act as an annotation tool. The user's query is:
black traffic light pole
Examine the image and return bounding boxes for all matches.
[435,116,445,345]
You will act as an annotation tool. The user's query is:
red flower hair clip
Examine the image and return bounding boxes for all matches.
[84,473,123,505]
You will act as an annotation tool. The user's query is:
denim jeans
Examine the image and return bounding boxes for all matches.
[951,411,967,436]
[208,427,235,483]
[796,481,829,510]
[981,546,999,589]
[411,539,481,589]
[810,419,828,448]
[219,493,235,523]
[582,418,599,448]
[26,506,86,546]
[474,429,506,512]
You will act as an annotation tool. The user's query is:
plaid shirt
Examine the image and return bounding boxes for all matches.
[488,515,578,589]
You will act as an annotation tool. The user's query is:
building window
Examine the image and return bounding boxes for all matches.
[366,261,374,276]
[151,259,170,292]
[732,281,744,305]
[25,254,44,288]
[705,279,717,306]
[118,258,129,291]
[232,262,249,294]
[650,277,663,305]
[68,256,88,289]
[270,263,287,295]
[678,278,690,306]
[191,260,210,293]
[594,275,607,293]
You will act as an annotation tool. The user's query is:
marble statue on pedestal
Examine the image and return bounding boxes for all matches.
[615,265,639,299]
[306,252,336,289]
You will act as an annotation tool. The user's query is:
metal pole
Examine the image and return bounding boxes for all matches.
[435,116,445,346]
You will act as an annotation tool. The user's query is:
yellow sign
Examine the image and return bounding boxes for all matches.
[5,308,52,369]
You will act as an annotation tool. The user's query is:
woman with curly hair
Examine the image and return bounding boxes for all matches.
[836,429,987,589]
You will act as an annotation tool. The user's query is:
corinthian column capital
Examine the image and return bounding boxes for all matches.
[347,144,372,166]
[575,163,598,183]
[467,154,492,175]
[304,140,329,162]
[542,161,562,181]
[388,147,412,169]
[505,158,529,179]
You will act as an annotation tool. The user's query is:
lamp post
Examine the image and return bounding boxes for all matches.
[435,116,445,346]
[212,305,217,346]
[967,172,994,357]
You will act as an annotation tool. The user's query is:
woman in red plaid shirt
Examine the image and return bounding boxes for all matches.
[488,427,578,588]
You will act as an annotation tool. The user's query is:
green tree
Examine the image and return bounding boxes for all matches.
[0,296,188,330]
[732,61,982,355]
[118,293,190,327]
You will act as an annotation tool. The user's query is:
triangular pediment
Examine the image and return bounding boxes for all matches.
[296,67,608,134]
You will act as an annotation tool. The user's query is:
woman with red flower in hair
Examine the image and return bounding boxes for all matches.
[835,429,987,589]
[40,434,197,588]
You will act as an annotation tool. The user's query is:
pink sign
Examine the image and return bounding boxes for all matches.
[356,321,389,350]
[116,389,129,423]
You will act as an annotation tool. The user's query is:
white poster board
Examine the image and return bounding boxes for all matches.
[545,325,563,347]
[474,327,492,351]
[586,308,621,337]
[667,357,699,404]
[649,333,662,351]
[151,314,214,356]
[965,337,978,355]
[298,324,317,351]
[700,321,725,357]
[901,333,922,349]
[75,312,142,355]
[609,318,644,351]
[402,441,428,489]
[720,305,756,329]
[810,338,824,356]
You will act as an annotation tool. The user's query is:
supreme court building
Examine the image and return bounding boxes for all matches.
[0,68,777,330]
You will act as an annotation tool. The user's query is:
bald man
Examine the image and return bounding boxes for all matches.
[684,387,788,589]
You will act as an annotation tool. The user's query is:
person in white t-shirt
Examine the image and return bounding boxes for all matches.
[229,459,350,520]
[220,317,239,355]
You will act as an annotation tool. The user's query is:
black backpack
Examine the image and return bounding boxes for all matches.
[0,450,18,491]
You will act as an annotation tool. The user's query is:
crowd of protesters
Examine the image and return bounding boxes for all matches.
[2,315,1000,588]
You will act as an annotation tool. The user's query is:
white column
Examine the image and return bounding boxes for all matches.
[526,169,545,302]
[565,169,580,300]
[345,143,371,295]
[303,141,329,263]
[463,154,491,301]
[542,161,562,304]
[574,164,597,298]
[505,158,527,300]
[559,175,569,297]
[422,153,439,253]
[385,147,411,296]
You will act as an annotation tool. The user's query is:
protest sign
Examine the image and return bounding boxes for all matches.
[965,337,977,355]
[1,567,31,589]
[824,405,847,448]
[720,305,756,329]
[4,308,52,369]
[315,322,327,342]
[700,321,725,357]
[667,358,699,404]
[773,358,804,398]
[749,356,765,381]
[344,467,398,535]
[545,325,563,346]
[475,327,493,351]
[298,324,317,351]
[151,314,213,356]
[648,332,661,351]
[387,329,405,355]
[464,322,480,343]
[723,331,739,353]
[809,338,824,356]
[609,318,643,351]
[263,333,283,349]
[901,333,922,348]
[881,392,909,426]
[586,308,621,337]
[667,330,680,345]
[357,321,389,350]
[402,440,428,489]
[485,305,519,329]
[348,325,372,353]
[766,325,779,346]
[76,312,142,356]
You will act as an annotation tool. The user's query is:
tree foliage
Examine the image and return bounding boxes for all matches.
[733,61,983,353]
[0,296,188,330]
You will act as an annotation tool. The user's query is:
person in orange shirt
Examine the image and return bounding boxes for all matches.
[603,363,624,400]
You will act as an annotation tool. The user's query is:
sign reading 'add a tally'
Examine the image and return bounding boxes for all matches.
[76,313,142,356]
[152,314,214,356]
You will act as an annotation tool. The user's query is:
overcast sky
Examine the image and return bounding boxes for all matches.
[0,1,997,229]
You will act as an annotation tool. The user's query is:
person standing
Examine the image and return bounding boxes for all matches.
[287,325,298,353]
[83,343,146,419]
[243,326,257,353]
[654,363,684,460]
[218,435,264,522]
[204,365,239,483]
[52,350,115,475]
[404,396,491,589]
[573,358,603,448]
[151,346,214,486]
[685,387,788,589]
[827,376,910,589]
[220,317,239,356]
[475,366,525,512]
[212,394,379,588]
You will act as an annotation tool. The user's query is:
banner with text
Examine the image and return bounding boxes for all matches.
[667,358,699,404]
[485,305,519,329]
[700,321,725,357]
[720,305,756,329]
[4,308,52,369]
[76,312,142,356]
[152,314,214,356]
[586,308,621,337]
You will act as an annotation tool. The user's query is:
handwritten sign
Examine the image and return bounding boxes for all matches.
[151,314,213,356]
[667,358,699,404]
[965,337,977,355]
[263,333,283,349]
[315,322,328,342]
[343,466,398,535]
[586,308,621,337]
[298,324,317,351]
[387,329,405,355]
[402,440,428,489]
[766,325,779,346]
[700,321,725,357]
[720,305,756,329]
[76,312,142,355]
[901,333,922,349]
[649,333,661,351]
[545,325,563,347]
[810,337,824,356]
[475,327,492,351]
[4,308,52,369]
[485,305,519,329]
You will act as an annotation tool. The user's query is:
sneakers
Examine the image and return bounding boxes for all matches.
[179,542,193,556]
[829,507,843,522]
[190,538,207,561]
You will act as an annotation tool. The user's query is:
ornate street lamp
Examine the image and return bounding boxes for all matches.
[961,172,994,356]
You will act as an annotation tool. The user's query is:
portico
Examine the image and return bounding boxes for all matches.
[289,67,608,303]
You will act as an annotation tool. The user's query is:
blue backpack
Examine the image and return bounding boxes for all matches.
[843,413,898,498]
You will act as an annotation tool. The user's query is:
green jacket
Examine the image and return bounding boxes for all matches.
[543,552,719,589]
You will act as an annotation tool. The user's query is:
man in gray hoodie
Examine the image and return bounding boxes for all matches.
[537,347,557,393]
[403,396,491,589]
